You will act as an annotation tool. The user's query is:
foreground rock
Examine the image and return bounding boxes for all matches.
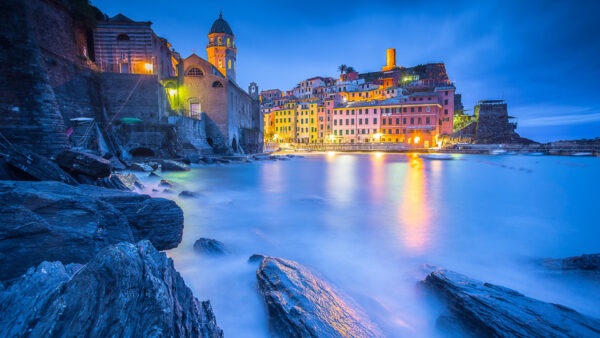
[540,253,600,273]
[0,241,223,337]
[0,144,77,184]
[96,173,144,191]
[421,268,600,337]
[256,257,383,337]
[193,238,228,255]
[161,160,190,172]
[55,149,112,179]
[0,181,183,281]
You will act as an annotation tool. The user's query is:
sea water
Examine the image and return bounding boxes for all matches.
[139,153,600,337]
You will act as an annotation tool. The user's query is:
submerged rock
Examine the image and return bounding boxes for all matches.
[96,172,144,191]
[0,181,183,281]
[541,253,600,273]
[159,178,176,188]
[55,149,112,178]
[256,257,383,337]
[0,241,223,337]
[421,268,600,337]
[148,172,161,178]
[179,190,199,198]
[248,253,265,263]
[161,160,190,172]
[193,238,228,255]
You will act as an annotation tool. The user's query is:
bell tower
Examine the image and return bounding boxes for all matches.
[248,82,259,100]
[207,12,236,82]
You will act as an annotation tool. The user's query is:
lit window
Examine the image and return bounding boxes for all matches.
[227,38,230,47]
[228,60,231,69]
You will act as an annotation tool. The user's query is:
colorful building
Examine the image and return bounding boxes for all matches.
[261,49,459,148]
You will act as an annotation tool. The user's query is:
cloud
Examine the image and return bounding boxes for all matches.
[518,111,600,127]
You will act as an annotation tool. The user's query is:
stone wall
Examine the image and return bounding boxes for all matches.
[0,0,69,157]
[167,116,213,155]
[100,73,164,124]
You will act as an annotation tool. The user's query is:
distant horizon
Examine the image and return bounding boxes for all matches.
[92,0,600,143]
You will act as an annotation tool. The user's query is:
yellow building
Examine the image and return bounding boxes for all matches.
[272,102,297,143]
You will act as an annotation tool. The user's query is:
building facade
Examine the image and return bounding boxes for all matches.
[165,13,260,153]
[93,14,177,79]
[261,48,458,148]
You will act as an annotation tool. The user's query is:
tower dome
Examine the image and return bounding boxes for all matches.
[209,12,234,36]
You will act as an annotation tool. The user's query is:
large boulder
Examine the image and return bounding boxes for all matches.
[256,257,383,337]
[161,160,190,172]
[0,181,183,281]
[55,149,112,179]
[0,241,223,337]
[421,268,600,337]
[0,144,76,184]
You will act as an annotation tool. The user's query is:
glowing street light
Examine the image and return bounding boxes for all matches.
[168,88,177,96]
[414,136,421,144]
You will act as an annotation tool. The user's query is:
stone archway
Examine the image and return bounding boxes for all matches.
[129,147,155,157]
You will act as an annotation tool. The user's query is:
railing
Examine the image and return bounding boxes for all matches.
[267,142,412,152]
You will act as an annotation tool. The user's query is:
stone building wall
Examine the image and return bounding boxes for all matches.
[100,73,164,123]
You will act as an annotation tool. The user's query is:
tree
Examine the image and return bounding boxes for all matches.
[346,66,356,74]
[337,64,347,75]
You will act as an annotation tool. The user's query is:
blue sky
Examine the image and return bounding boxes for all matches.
[92,0,600,142]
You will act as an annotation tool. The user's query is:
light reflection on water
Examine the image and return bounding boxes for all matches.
[138,153,600,337]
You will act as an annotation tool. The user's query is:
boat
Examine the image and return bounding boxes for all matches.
[489,149,507,155]
[571,152,592,156]
[419,153,454,160]
[524,152,544,156]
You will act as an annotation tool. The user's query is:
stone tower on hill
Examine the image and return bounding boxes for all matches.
[206,12,236,82]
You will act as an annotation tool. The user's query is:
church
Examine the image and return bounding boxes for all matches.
[169,13,262,153]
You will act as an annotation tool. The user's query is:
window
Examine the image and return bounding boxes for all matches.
[218,37,222,45]
[445,91,448,96]
[418,117,422,124]
[403,118,407,124]
[426,117,430,124]
[444,99,448,105]
[426,106,431,112]
[212,81,223,88]
[228,60,231,69]
[444,109,448,115]
[382,119,386,125]
[395,129,399,134]
[418,107,422,112]
[346,130,349,135]
[403,107,407,112]
[218,60,223,68]
[227,38,230,47]
[346,119,349,125]
[351,130,354,134]
[116,34,130,41]
[187,68,204,76]
[374,118,377,124]
[359,118,362,125]
[396,118,400,124]
[410,118,414,124]
[351,118,355,125]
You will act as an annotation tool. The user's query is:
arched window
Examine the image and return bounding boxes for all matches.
[186,68,203,76]
[228,59,231,69]
[116,34,130,41]
[212,81,223,88]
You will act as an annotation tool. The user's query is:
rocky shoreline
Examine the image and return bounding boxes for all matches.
[1,146,599,336]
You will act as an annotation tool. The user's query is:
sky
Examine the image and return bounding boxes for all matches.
[91,0,600,142]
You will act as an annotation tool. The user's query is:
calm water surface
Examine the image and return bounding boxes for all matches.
[140,153,600,337]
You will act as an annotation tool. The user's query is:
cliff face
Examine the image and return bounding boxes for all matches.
[0,0,69,157]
